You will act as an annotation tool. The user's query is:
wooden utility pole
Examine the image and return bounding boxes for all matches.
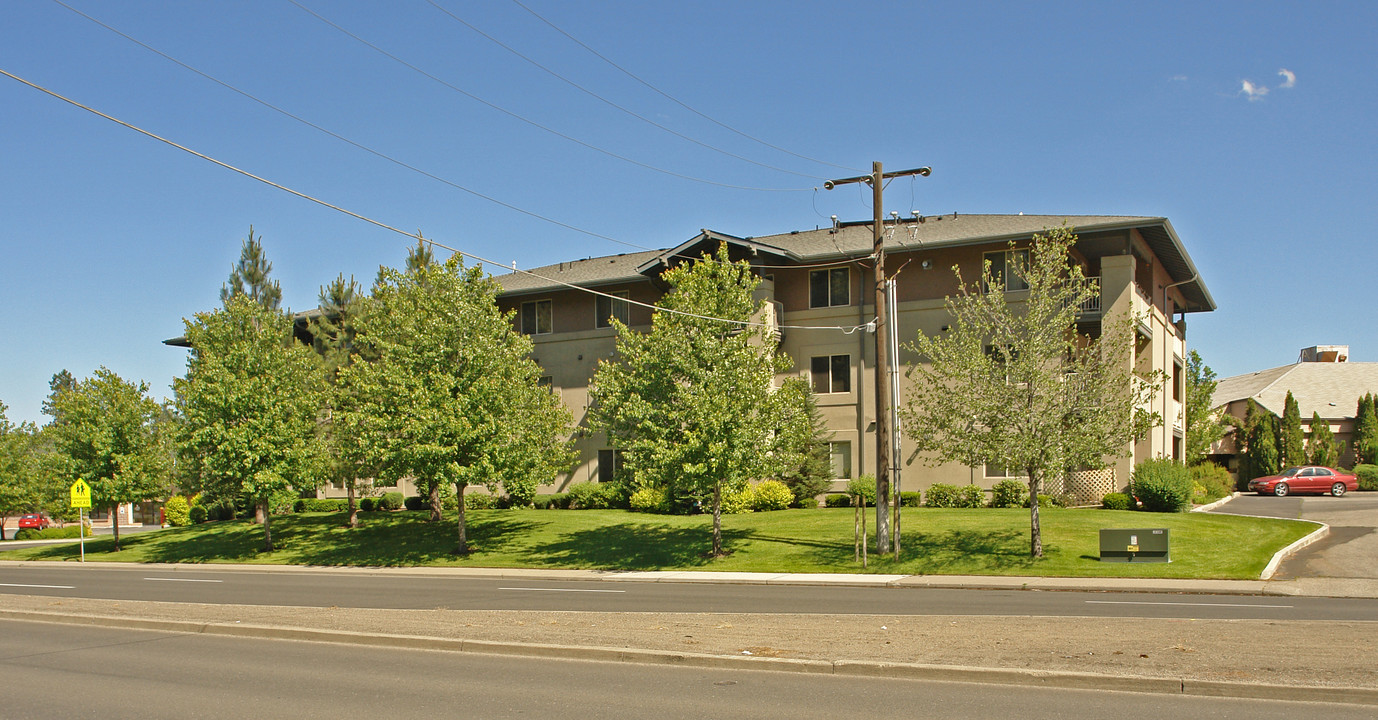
[825,162,930,554]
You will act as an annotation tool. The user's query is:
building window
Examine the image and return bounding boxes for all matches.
[521,299,552,335]
[984,462,1025,479]
[597,449,624,483]
[811,355,851,394]
[984,249,1030,292]
[1173,358,1183,402]
[538,376,557,399]
[596,291,630,329]
[829,441,852,479]
[809,268,849,308]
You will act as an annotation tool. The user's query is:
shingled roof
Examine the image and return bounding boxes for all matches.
[493,214,1215,311]
[1213,362,1378,419]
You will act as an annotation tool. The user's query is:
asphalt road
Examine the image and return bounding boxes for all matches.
[1210,493,1378,580]
[2,618,1371,720]
[2,563,1375,621]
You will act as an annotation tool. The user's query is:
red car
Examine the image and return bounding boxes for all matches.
[1249,466,1358,497]
[17,513,51,530]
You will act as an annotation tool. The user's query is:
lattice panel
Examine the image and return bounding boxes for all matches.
[1065,467,1117,506]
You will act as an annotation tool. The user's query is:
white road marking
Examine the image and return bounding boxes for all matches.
[1086,600,1291,609]
[144,577,223,583]
[498,587,626,593]
[0,583,76,589]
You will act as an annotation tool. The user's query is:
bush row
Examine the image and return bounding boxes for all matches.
[1356,464,1378,492]
[14,524,93,540]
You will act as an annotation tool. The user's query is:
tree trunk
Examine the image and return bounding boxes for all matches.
[346,483,358,529]
[111,505,121,552]
[1028,468,1043,558]
[262,500,273,552]
[254,499,265,525]
[428,482,442,523]
[711,483,723,557]
[455,482,468,554]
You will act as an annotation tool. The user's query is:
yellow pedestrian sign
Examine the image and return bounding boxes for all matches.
[70,478,92,509]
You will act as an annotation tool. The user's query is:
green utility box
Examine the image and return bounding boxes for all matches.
[1099,528,1170,563]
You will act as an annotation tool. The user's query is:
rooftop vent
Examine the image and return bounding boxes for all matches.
[1299,345,1349,363]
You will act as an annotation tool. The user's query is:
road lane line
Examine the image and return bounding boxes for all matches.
[498,587,626,593]
[0,583,76,589]
[144,577,224,583]
[1086,600,1292,608]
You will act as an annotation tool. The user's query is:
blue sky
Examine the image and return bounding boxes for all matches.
[2,0,1375,425]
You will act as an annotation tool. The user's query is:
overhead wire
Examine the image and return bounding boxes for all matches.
[423,0,825,181]
[50,0,863,272]
[0,67,873,334]
[285,0,811,193]
[509,0,862,174]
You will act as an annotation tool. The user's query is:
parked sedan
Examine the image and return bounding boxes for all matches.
[17,513,51,530]
[1249,466,1358,497]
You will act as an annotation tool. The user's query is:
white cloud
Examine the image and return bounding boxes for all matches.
[1171,75,1188,82]
[1278,68,1296,88]
[1241,79,1270,101]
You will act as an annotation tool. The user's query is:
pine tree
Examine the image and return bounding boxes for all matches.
[1279,391,1306,468]
[220,226,282,310]
[41,370,76,422]
[1352,393,1378,466]
[1308,411,1338,468]
[773,378,834,507]
[311,275,365,528]
[1247,409,1281,479]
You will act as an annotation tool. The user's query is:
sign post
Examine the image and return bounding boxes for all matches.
[69,479,91,563]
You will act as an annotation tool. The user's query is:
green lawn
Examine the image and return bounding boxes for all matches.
[3,507,1316,579]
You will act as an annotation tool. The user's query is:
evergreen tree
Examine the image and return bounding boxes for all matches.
[1308,411,1338,468]
[405,235,436,273]
[1247,408,1281,479]
[772,378,834,507]
[1352,393,1378,466]
[220,226,282,311]
[310,274,366,528]
[41,369,76,422]
[1279,391,1306,468]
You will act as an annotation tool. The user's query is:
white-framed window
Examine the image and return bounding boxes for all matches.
[829,441,852,479]
[984,462,1025,479]
[809,268,849,308]
[596,291,629,329]
[521,299,552,335]
[597,449,624,483]
[984,249,1030,292]
[811,354,851,394]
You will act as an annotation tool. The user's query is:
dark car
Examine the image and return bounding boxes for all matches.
[1248,466,1358,497]
[17,513,51,530]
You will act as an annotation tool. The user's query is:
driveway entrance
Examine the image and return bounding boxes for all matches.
[1212,493,1378,580]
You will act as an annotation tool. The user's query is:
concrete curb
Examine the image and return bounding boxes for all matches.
[1260,522,1329,580]
[4,607,1375,706]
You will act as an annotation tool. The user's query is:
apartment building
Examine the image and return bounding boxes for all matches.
[495,214,1214,500]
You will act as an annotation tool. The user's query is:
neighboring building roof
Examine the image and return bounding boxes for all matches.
[1212,362,1378,420]
[493,214,1215,311]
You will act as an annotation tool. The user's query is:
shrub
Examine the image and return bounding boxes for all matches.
[1190,463,1234,502]
[359,497,378,512]
[164,496,192,527]
[1355,464,1378,491]
[1131,458,1193,512]
[204,500,237,521]
[566,482,608,510]
[846,475,876,506]
[293,498,349,513]
[924,483,961,508]
[628,486,669,513]
[378,492,404,512]
[1025,493,1065,509]
[1101,492,1132,511]
[188,505,208,524]
[464,493,498,510]
[898,491,922,507]
[956,484,985,508]
[824,493,853,508]
[719,485,755,514]
[989,479,1028,509]
[403,496,427,511]
[532,493,569,510]
[15,524,93,540]
[752,480,794,512]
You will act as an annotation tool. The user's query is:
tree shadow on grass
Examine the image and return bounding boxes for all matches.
[527,522,749,570]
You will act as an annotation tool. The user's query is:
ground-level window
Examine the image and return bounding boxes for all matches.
[596,291,630,328]
[829,441,852,479]
[983,249,1030,292]
[984,462,1025,479]
[809,267,849,308]
[521,299,552,335]
[811,354,851,394]
[597,449,624,483]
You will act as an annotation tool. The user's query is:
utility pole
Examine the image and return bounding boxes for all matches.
[825,161,930,554]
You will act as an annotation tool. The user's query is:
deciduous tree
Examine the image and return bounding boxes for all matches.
[590,244,794,557]
[340,253,573,553]
[0,402,45,541]
[1184,350,1226,464]
[772,378,834,507]
[902,226,1161,558]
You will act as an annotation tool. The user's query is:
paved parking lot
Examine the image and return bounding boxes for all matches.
[1213,493,1378,580]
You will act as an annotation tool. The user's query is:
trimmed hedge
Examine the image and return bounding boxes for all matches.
[925,483,984,508]
[1101,492,1132,511]
[1356,464,1378,491]
[15,524,93,540]
[533,493,570,510]
[463,493,498,511]
[378,492,404,511]
[824,493,854,508]
[897,491,922,508]
[293,498,349,513]
[1131,458,1192,512]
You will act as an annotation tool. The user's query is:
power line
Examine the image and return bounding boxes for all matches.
[0,67,871,334]
[510,0,862,174]
[423,0,825,181]
[286,0,812,194]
